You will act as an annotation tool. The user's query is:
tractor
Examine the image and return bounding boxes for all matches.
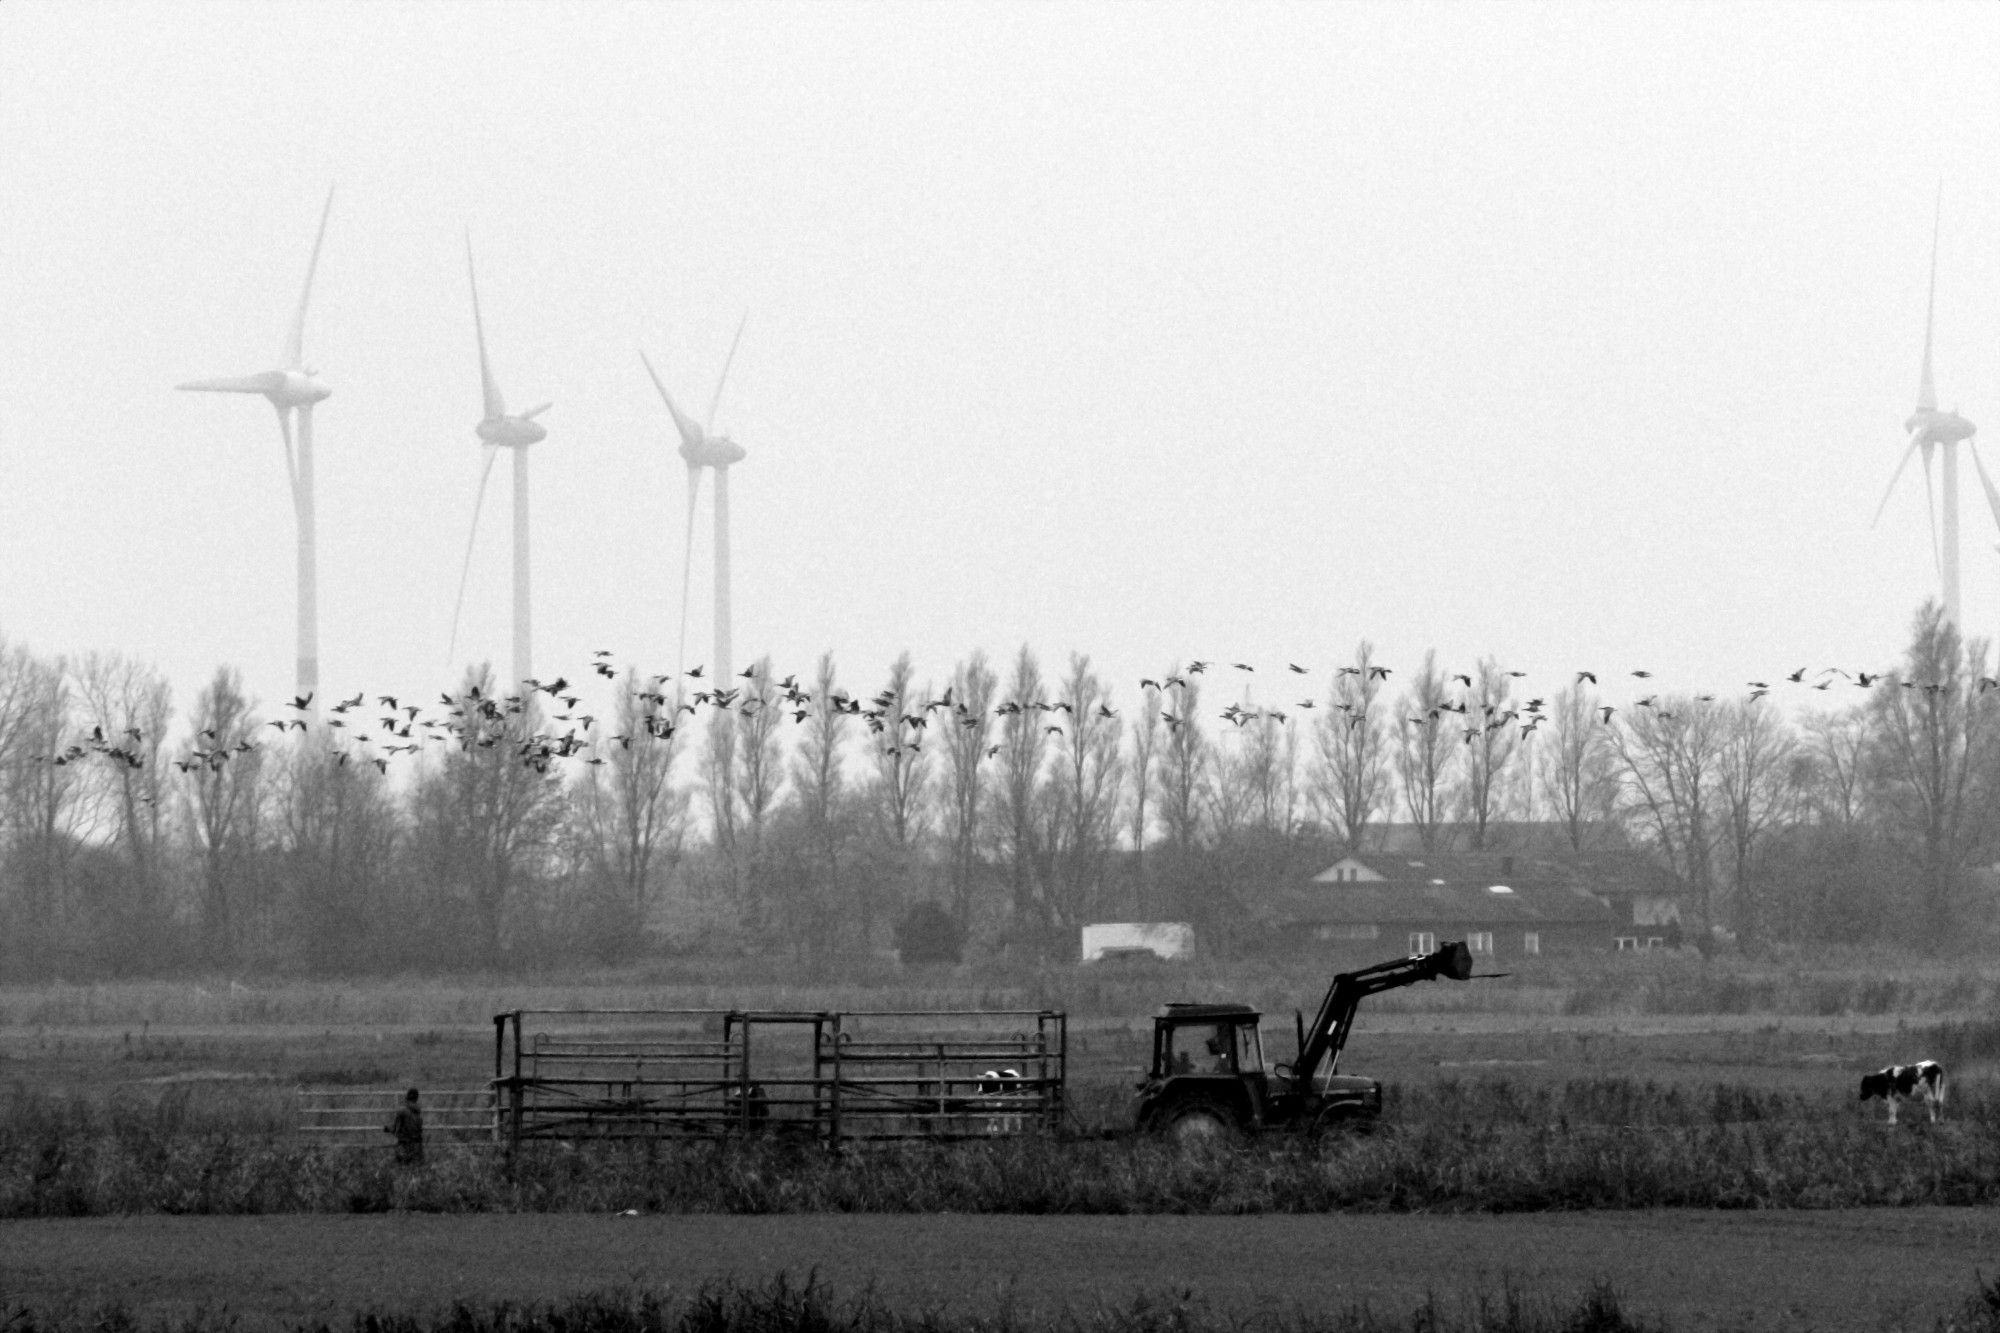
[1134,939,1474,1143]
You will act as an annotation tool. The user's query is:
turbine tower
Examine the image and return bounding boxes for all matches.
[448,239,551,688]
[641,319,749,687]
[177,187,335,703]
[1873,188,1996,630]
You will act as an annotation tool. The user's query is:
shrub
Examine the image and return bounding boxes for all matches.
[892,903,964,967]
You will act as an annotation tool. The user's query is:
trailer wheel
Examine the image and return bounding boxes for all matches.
[1163,1098,1240,1147]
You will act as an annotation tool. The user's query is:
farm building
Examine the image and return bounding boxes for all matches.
[1081,922,1194,962]
[1260,850,1668,960]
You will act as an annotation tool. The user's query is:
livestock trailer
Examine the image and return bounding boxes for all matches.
[491,1007,1066,1148]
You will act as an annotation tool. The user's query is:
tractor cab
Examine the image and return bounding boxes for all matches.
[1154,1003,1266,1080]
[1136,1002,1271,1139]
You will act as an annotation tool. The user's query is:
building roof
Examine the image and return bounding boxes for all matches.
[1271,876,1615,927]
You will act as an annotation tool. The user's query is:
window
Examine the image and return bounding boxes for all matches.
[1615,936,1638,951]
[1646,937,1664,950]
[1467,931,1494,955]
[1522,932,1540,956]
[1409,931,1437,954]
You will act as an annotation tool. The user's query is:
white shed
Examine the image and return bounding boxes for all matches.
[1080,922,1194,963]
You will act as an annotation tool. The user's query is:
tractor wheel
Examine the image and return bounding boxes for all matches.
[1309,1104,1376,1142]
[1163,1098,1240,1147]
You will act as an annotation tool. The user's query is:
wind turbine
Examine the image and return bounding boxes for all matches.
[641,318,748,688]
[177,187,335,703]
[447,238,551,688]
[1873,189,1995,629]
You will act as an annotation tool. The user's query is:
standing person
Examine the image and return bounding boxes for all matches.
[385,1087,424,1164]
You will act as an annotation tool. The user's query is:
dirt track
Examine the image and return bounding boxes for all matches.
[4,1209,1995,1332]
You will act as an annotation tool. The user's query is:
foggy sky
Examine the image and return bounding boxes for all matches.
[4,3,2000,722]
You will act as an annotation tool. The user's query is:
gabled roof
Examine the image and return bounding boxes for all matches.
[1322,850,1683,899]
[1269,876,1614,927]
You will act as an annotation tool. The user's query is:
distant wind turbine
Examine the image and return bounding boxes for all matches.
[1872,187,2000,630]
[177,187,335,704]
[448,238,551,688]
[641,318,748,688]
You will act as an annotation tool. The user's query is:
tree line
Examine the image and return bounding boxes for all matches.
[0,601,1991,980]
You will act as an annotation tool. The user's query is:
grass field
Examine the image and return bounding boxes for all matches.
[6,956,2000,1328]
[4,953,2000,1217]
[7,1210,2000,1332]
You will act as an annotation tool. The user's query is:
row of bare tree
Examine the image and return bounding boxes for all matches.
[0,602,1991,977]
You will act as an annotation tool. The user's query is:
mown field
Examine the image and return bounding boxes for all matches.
[8,1212,2000,1333]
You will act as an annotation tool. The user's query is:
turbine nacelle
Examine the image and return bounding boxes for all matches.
[679,433,746,468]
[477,404,550,450]
[1907,406,1976,447]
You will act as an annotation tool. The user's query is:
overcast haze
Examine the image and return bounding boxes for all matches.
[5,3,2000,719]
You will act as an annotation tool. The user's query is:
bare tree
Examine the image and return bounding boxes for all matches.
[731,656,784,931]
[865,652,930,852]
[1865,603,1998,949]
[1454,657,1520,851]
[1610,696,1724,945]
[938,650,997,934]
[1124,680,1163,915]
[1239,706,1299,836]
[407,666,561,966]
[1043,653,1122,936]
[1310,642,1389,852]
[1798,706,1869,828]
[1537,685,1620,851]
[574,669,692,948]
[275,740,399,971]
[701,707,739,860]
[3,652,82,968]
[180,666,265,965]
[789,651,853,954]
[1394,650,1455,851]
[1714,696,1798,945]
[993,646,1049,942]
[72,651,173,929]
[1154,667,1208,851]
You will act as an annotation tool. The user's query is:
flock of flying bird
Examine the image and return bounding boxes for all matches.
[31,654,1971,785]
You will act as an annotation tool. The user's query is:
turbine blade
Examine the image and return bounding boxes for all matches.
[1919,181,1941,414]
[468,235,505,421]
[178,372,287,394]
[286,185,335,371]
[1871,434,1924,528]
[447,446,501,669]
[519,402,553,421]
[674,463,703,706]
[1970,441,2000,538]
[706,312,747,434]
[274,402,299,511]
[640,350,705,452]
[1922,441,1942,579]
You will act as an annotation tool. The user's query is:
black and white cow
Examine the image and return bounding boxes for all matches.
[976,1067,1024,1134]
[1859,1060,1946,1124]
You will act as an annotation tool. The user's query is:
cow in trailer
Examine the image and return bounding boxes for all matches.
[1859,1060,1946,1124]
[976,1067,1024,1134]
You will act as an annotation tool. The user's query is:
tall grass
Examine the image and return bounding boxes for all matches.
[0,1277,1690,1333]
[11,1275,2000,1333]
[6,1077,2000,1218]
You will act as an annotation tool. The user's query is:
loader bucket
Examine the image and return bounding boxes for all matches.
[1435,941,1474,981]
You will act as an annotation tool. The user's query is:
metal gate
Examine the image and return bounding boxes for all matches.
[491,1007,1065,1147]
[296,1087,497,1145]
